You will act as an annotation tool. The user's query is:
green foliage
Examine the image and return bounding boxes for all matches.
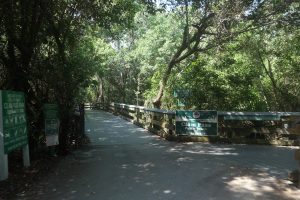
[170,49,265,111]
[234,24,300,111]
[84,1,299,112]
[2,0,297,155]
[0,0,142,153]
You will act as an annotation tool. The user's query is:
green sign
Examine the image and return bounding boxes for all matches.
[177,99,186,107]
[0,90,28,153]
[175,110,218,136]
[43,104,59,146]
[173,89,191,98]
[43,104,58,119]
[45,119,59,136]
[174,89,191,107]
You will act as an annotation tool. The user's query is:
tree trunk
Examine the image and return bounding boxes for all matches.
[58,113,69,155]
[257,51,285,111]
[96,76,103,103]
[152,61,175,108]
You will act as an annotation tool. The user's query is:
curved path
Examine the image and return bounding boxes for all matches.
[17,110,300,200]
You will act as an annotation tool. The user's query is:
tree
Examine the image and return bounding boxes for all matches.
[125,9,184,106]
[151,0,297,108]
[0,0,145,153]
[238,25,300,111]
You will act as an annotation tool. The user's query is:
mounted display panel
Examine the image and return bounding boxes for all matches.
[175,110,218,136]
[43,104,59,146]
[0,90,28,153]
[0,90,30,181]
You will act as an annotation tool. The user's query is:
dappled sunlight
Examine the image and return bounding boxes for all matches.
[227,175,275,195]
[168,145,185,152]
[120,162,155,171]
[134,162,155,168]
[145,182,153,186]
[117,161,179,197]
[163,190,171,194]
[121,164,130,169]
[151,189,176,196]
[139,135,158,139]
[225,172,300,199]
[176,157,194,163]
[135,129,149,133]
[126,128,146,133]
[112,125,126,128]
[102,120,115,123]
[167,144,239,156]
[147,142,167,149]
[97,137,107,141]
[133,176,142,183]
[80,110,300,200]
[185,149,238,156]
[120,162,156,175]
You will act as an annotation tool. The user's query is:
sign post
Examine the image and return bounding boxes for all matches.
[0,90,30,181]
[175,110,218,136]
[0,107,8,180]
[23,144,30,167]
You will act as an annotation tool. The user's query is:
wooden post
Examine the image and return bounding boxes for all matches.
[23,144,30,167]
[135,107,139,124]
[0,130,8,180]
[295,149,300,188]
[0,149,8,181]
[79,104,85,136]
[166,114,174,135]
[0,92,8,180]
[146,112,151,130]
[151,113,155,129]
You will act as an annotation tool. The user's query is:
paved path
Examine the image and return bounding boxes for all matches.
[18,111,300,200]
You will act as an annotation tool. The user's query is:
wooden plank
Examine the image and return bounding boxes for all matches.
[127,107,136,111]
[152,119,162,127]
[165,123,175,131]
[128,112,135,118]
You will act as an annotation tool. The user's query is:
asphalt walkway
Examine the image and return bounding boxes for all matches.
[16,110,300,200]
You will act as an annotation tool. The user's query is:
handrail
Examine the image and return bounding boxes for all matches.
[112,103,300,117]
[219,111,300,117]
[89,102,300,144]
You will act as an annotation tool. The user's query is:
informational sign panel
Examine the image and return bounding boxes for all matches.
[0,90,28,153]
[174,89,191,107]
[176,110,218,136]
[173,89,191,98]
[43,104,59,146]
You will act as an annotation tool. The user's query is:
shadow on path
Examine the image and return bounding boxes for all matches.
[16,110,300,200]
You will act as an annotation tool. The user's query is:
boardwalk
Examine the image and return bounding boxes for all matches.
[18,110,300,200]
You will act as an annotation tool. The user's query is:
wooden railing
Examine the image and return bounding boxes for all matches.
[108,103,175,138]
[85,102,300,144]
